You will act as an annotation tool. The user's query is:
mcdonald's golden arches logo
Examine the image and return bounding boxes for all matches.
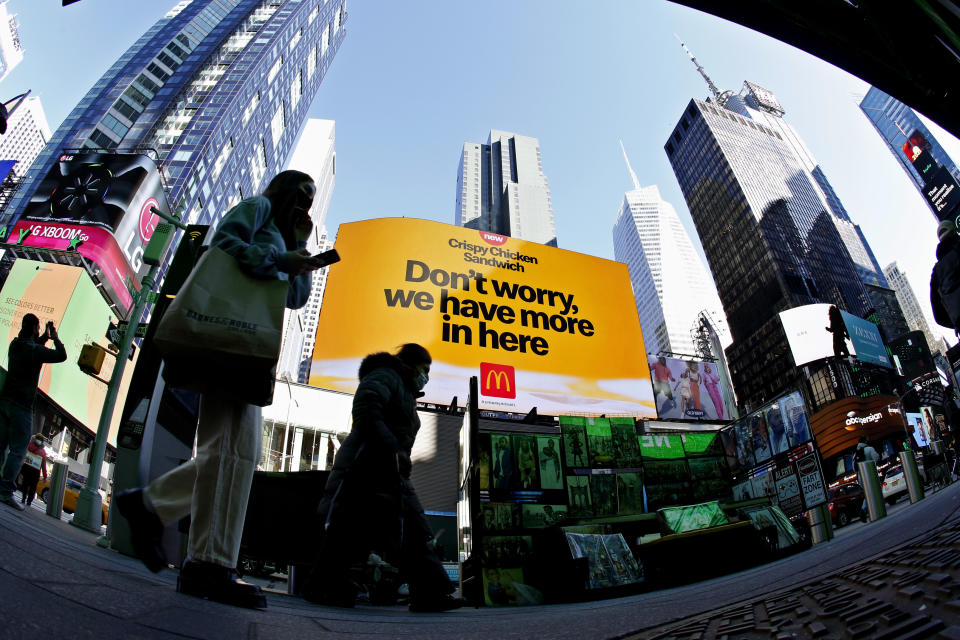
[481,362,516,399]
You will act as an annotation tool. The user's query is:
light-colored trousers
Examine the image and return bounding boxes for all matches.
[144,392,261,568]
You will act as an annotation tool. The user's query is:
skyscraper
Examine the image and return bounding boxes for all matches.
[0,96,51,178]
[3,0,347,270]
[276,118,336,383]
[860,86,960,220]
[666,45,907,407]
[0,1,23,83]
[882,261,941,355]
[456,130,557,246]
[612,144,729,356]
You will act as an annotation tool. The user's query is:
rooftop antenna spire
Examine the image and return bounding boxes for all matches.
[675,34,722,102]
[619,139,641,191]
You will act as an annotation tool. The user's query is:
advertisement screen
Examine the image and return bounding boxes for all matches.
[638,433,684,459]
[648,354,734,420]
[779,303,891,368]
[905,412,932,447]
[721,390,812,474]
[902,130,930,164]
[14,152,171,312]
[680,432,722,456]
[923,165,960,221]
[309,219,656,416]
[0,260,131,443]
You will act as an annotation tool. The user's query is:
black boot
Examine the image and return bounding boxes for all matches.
[177,560,267,609]
[115,489,167,573]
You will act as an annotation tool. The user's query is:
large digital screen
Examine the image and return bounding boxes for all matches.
[0,260,132,443]
[721,390,811,474]
[905,411,932,447]
[13,152,171,313]
[309,219,657,417]
[779,303,891,368]
[648,354,735,420]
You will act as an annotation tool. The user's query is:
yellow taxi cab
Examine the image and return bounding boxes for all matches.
[35,477,109,526]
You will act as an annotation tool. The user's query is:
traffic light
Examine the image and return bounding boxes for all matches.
[78,344,107,376]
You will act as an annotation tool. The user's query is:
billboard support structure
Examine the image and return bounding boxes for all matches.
[71,206,185,534]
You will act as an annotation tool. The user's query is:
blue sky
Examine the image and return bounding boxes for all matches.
[4,0,956,343]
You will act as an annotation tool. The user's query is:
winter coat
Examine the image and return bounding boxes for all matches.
[931,231,960,331]
[317,352,427,535]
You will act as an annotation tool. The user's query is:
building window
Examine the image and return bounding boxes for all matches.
[135,73,160,96]
[112,99,140,121]
[88,129,118,149]
[146,62,170,83]
[101,114,129,137]
[157,52,180,70]
[271,103,286,148]
[123,86,151,109]
[291,69,303,109]
[242,91,260,125]
[267,56,283,83]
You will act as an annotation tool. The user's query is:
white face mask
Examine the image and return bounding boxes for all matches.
[32,439,42,446]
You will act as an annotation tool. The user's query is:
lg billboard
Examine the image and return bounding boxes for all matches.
[8,152,171,313]
[309,218,657,417]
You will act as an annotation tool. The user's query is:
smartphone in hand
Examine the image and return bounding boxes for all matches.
[311,248,341,268]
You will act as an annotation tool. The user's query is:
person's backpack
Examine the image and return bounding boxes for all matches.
[935,241,960,330]
[854,447,866,464]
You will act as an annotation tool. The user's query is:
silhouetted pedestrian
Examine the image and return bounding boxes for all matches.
[303,344,463,612]
[931,220,960,332]
[0,315,65,511]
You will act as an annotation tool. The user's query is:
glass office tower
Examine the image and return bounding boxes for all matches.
[456,130,557,247]
[860,86,960,220]
[3,0,347,240]
[612,183,729,356]
[666,81,907,408]
[883,261,941,355]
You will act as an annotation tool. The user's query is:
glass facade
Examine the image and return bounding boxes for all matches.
[666,83,908,409]
[456,130,557,247]
[860,86,960,218]
[612,184,730,356]
[3,0,347,252]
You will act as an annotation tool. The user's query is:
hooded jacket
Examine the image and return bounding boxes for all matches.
[331,352,422,479]
[317,353,426,532]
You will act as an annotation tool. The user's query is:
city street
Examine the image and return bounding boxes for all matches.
[0,478,958,639]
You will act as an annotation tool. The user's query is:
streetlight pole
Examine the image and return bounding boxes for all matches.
[279,375,298,472]
[71,207,185,533]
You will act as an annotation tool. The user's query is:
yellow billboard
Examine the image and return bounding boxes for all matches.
[309,218,656,417]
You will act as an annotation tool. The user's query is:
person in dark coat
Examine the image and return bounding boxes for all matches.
[931,219,960,331]
[303,344,463,612]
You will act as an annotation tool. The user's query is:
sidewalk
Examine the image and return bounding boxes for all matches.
[0,484,958,639]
